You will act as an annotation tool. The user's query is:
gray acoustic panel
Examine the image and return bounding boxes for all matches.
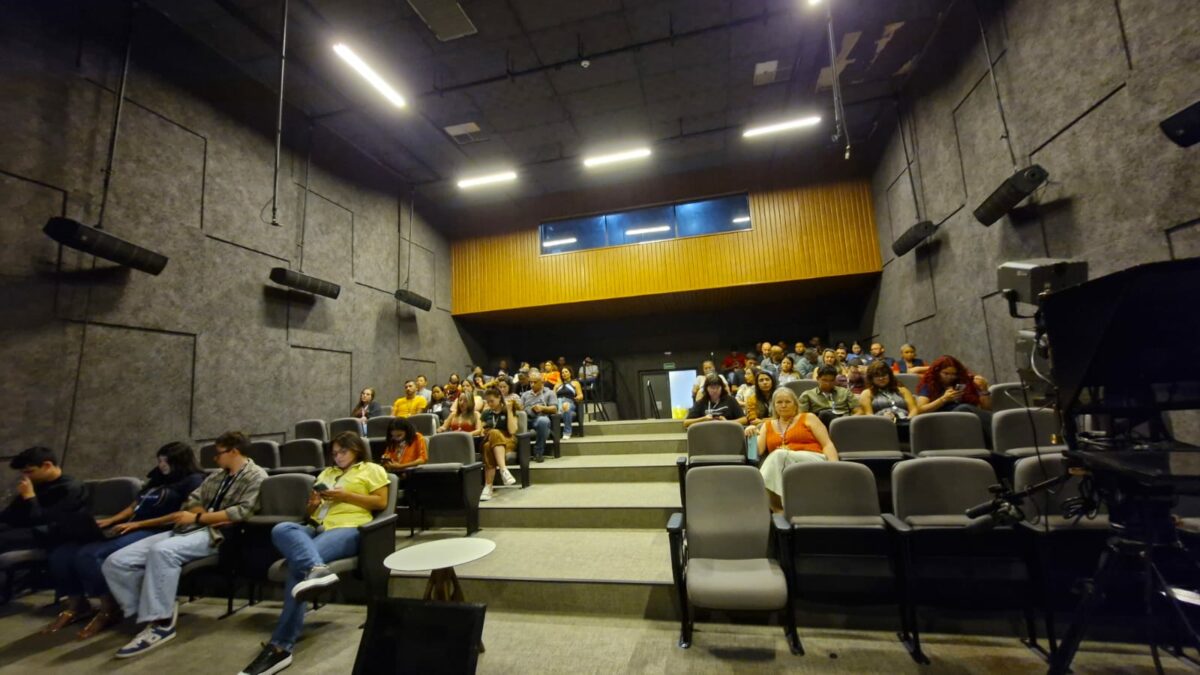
[287,346,352,431]
[300,191,354,286]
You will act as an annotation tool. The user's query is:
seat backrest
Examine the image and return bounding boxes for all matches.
[85,477,142,517]
[408,413,438,437]
[910,412,985,452]
[685,465,770,560]
[994,408,1059,453]
[330,417,362,438]
[896,373,921,393]
[783,380,819,397]
[279,439,324,468]
[829,415,900,453]
[782,462,880,519]
[366,415,395,438]
[247,440,281,468]
[990,382,1030,412]
[353,598,486,675]
[294,419,328,442]
[427,432,475,465]
[199,443,218,469]
[257,473,316,517]
[892,457,996,519]
[686,420,745,457]
[1013,454,1081,521]
[516,411,528,434]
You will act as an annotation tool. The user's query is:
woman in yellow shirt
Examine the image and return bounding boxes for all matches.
[239,431,388,675]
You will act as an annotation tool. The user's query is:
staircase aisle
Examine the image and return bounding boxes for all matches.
[389,419,684,619]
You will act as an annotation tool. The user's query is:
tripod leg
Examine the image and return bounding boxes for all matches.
[1050,543,1121,675]
[1148,557,1200,663]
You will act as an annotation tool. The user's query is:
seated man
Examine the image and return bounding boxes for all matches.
[580,356,599,396]
[721,348,746,387]
[0,446,88,557]
[519,371,559,463]
[795,349,820,379]
[391,380,427,418]
[798,365,862,427]
[759,345,785,376]
[102,431,266,659]
[414,374,432,402]
[864,342,894,368]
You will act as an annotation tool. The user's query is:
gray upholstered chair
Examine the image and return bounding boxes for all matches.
[410,432,484,535]
[909,412,991,459]
[676,421,747,508]
[272,439,324,475]
[666,465,801,654]
[783,380,819,397]
[896,373,921,393]
[247,440,281,470]
[366,415,395,440]
[885,457,1043,662]
[408,413,438,437]
[294,419,328,443]
[329,417,362,438]
[198,443,219,472]
[990,382,1031,412]
[993,409,1064,460]
[829,415,909,480]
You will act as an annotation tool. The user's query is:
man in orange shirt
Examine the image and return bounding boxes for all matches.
[391,380,427,417]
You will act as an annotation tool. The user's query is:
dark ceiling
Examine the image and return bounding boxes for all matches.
[144,0,952,235]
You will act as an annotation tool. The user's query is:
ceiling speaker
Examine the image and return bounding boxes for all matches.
[42,217,168,275]
[394,288,432,311]
[1161,100,1200,148]
[268,267,340,299]
[891,220,937,257]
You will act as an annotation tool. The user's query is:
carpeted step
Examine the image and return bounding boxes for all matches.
[423,482,681,529]
[583,419,684,436]
[558,433,687,456]
[528,453,683,483]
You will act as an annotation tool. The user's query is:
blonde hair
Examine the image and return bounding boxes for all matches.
[770,387,800,418]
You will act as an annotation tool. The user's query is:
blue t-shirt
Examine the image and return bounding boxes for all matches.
[132,473,204,521]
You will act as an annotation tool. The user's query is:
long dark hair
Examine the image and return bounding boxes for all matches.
[144,441,202,492]
[865,360,900,393]
[386,417,419,450]
[752,369,776,419]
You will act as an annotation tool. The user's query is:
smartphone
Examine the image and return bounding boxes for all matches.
[313,482,331,492]
[954,384,966,392]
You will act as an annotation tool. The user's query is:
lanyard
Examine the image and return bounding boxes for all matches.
[207,463,246,512]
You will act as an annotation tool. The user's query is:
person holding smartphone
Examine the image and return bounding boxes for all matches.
[683,373,747,429]
[915,355,994,444]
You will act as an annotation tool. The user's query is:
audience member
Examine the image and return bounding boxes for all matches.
[776,356,801,385]
[541,361,563,388]
[758,388,839,512]
[808,336,823,352]
[760,345,785,376]
[495,377,524,411]
[448,380,484,417]
[391,380,427,417]
[743,370,777,437]
[799,365,862,427]
[895,343,929,374]
[683,374,746,429]
[795,349,819,378]
[520,372,559,463]
[691,360,729,402]
[471,374,487,392]
[495,359,510,379]
[834,347,850,370]
[846,363,868,395]
[103,431,266,659]
[758,341,772,365]
[848,341,866,364]
[735,366,757,406]
[379,417,427,483]
[916,355,993,443]
[444,373,462,402]
[238,432,387,675]
[556,366,584,440]
[1,447,88,558]
[44,443,204,638]
[426,386,450,422]
[470,366,486,382]
[859,361,919,440]
[515,370,532,394]
[440,388,483,438]
[721,348,746,386]
[580,357,599,395]
[788,342,806,364]
[414,375,432,401]
[351,387,382,435]
[479,388,519,502]
[865,342,894,368]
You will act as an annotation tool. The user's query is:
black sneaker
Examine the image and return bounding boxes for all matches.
[534,455,545,463]
[291,564,339,601]
[238,644,292,675]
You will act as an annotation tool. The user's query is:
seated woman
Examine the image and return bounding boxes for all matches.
[447,380,484,418]
[379,417,428,484]
[43,442,204,638]
[894,343,929,374]
[811,349,845,379]
[541,361,563,388]
[426,385,451,422]
[775,356,801,385]
[915,355,993,443]
[479,388,520,502]
[472,374,488,392]
[239,432,388,675]
[683,373,747,430]
[735,366,757,406]
[859,360,920,440]
[351,387,382,435]
[758,387,839,513]
[742,370,777,438]
[847,342,866,365]
[556,367,584,440]
[440,389,483,437]
[495,377,524,412]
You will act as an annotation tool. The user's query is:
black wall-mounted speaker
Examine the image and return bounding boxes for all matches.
[42,217,169,275]
[891,220,937,257]
[268,267,341,299]
[1161,100,1200,148]
[394,288,432,311]
[973,165,1049,226]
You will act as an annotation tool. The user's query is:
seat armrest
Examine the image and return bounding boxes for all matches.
[675,456,687,468]
[462,461,483,472]
[667,512,684,533]
[360,513,397,535]
[357,513,398,593]
[882,513,912,534]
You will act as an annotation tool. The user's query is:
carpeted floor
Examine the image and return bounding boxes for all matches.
[0,593,1187,673]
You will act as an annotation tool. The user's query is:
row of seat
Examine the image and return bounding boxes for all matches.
[669,454,1106,663]
[780,379,1033,413]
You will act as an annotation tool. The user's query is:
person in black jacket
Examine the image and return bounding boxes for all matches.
[0,447,89,555]
[683,374,748,429]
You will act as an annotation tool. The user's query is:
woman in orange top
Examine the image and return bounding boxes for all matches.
[757,386,838,513]
[380,417,427,491]
[541,361,562,388]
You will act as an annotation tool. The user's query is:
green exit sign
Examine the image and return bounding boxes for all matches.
[663,362,676,369]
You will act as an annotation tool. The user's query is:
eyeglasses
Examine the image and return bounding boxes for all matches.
[214,448,235,456]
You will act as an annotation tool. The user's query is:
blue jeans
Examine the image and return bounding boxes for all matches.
[561,401,576,433]
[531,415,551,458]
[49,530,160,598]
[269,522,360,652]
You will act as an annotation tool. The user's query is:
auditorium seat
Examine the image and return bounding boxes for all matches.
[993,408,1063,460]
[675,421,748,510]
[407,413,438,437]
[198,443,220,474]
[506,411,534,488]
[667,465,801,653]
[828,415,909,484]
[910,412,991,460]
[366,415,394,440]
[247,440,281,470]
[896,373,921,393]
[783,380,819,397]
[409,432,483,535]
[329,417,362,438]
[272,439,325,475]
[990,382,1033,412]
[294,419,328,443]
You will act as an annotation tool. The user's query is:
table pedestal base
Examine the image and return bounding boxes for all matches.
[423,566,483,652]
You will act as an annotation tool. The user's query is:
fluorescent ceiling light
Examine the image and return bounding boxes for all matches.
[543,237,577,248]
[808,0,824,6]
[743,115,822,138]
[732,216,751,223]
[625,225,671,236]
[332,44,407,108]
[583,147,652,168]
[457,171,517,189]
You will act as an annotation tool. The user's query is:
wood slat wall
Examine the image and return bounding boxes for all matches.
[451,181,880,316]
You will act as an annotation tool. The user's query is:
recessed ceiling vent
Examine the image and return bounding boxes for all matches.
[753,60,792,86]
[444,122,487,145]
[407,0,478,42]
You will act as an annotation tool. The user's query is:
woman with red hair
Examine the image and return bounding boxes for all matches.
[915,355,994,443]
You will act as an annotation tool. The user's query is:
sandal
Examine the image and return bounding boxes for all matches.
[41,608,94,634]
[76,609,122,640]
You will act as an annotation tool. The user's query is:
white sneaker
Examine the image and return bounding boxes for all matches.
[480,486,493,501]
[562,430,572,440]
[500,468,517,486]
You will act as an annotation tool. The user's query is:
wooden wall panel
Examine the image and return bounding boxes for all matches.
[451,181,880,315]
